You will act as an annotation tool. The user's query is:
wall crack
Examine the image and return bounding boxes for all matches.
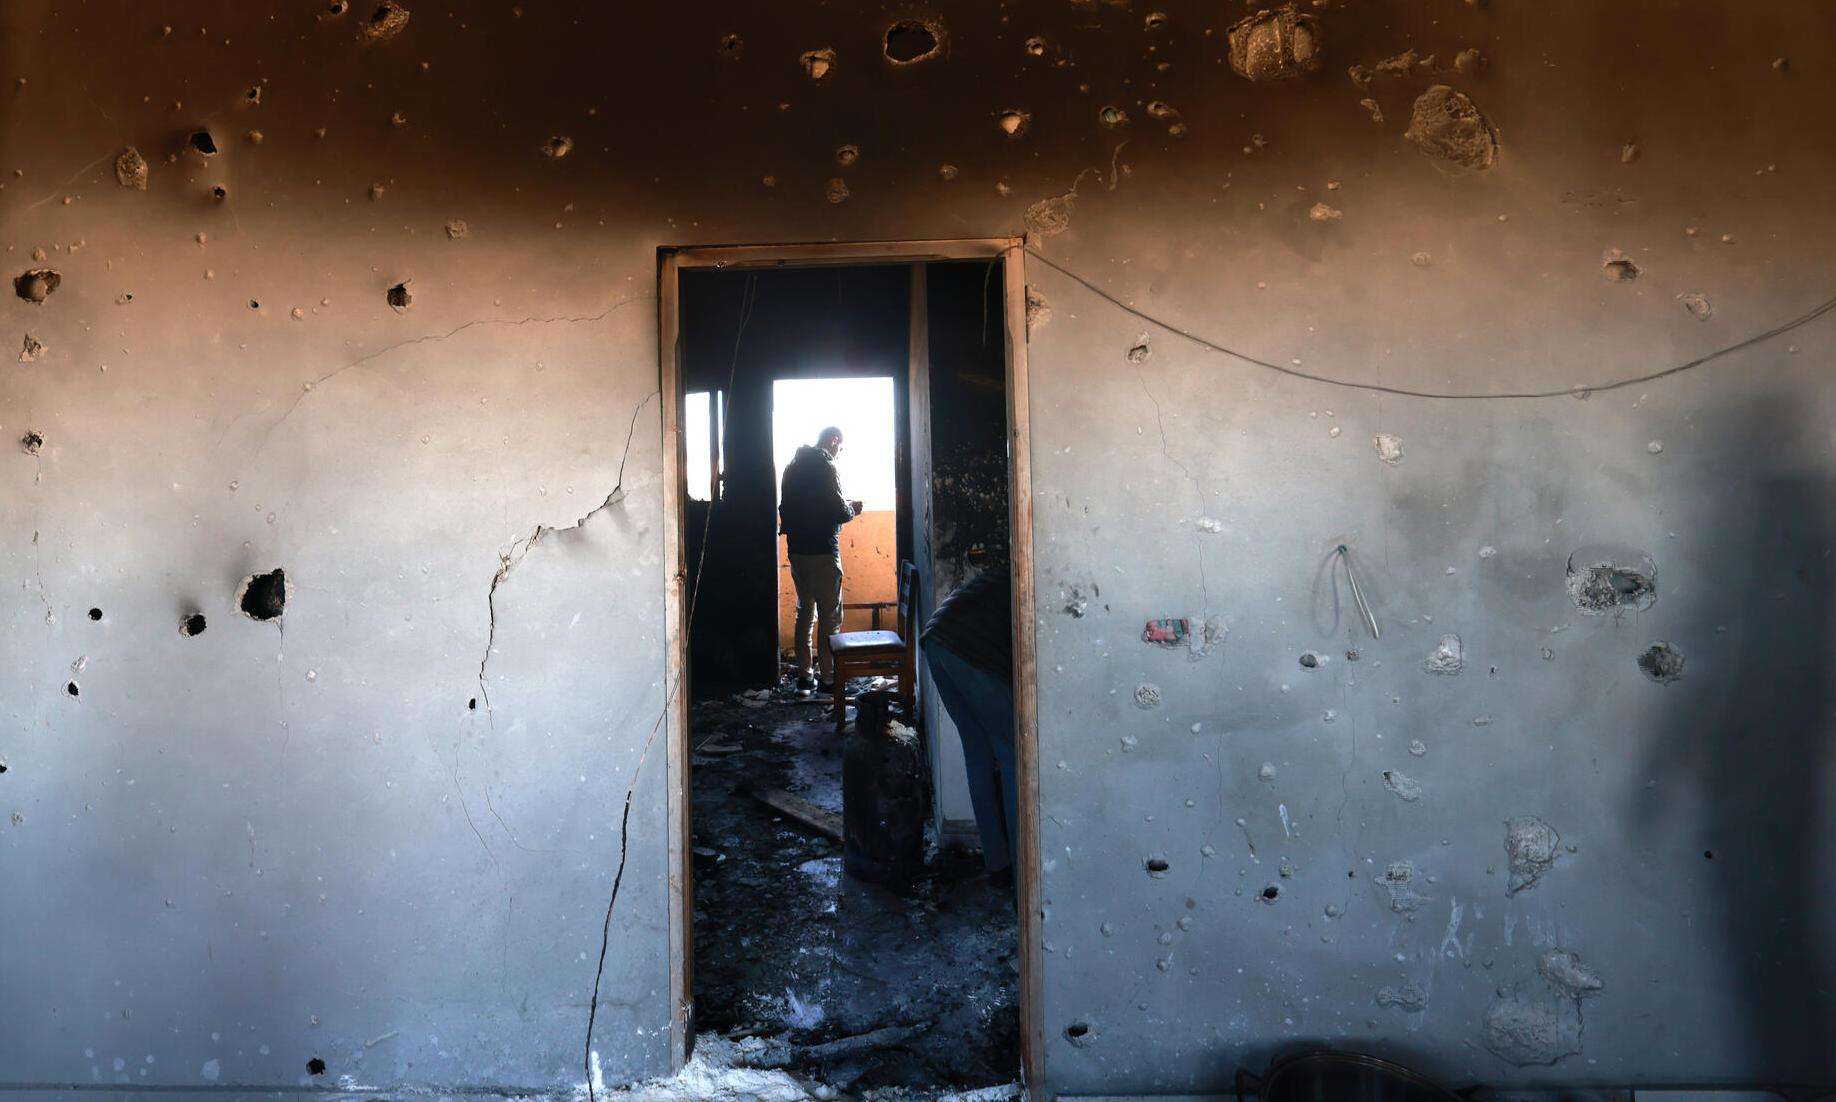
[243,294,649,455]
[477,391,656,713]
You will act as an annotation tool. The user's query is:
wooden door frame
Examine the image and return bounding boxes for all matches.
[655,237,1045,1096]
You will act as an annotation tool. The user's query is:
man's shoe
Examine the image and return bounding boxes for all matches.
[816,680,836,697]
[795,673,816,693]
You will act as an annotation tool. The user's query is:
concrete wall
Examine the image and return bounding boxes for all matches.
[3,1,1833,1097]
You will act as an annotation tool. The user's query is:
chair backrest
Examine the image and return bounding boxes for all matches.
[897,560,918,642]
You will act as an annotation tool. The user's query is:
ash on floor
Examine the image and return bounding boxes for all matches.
[689,690,1019,1096]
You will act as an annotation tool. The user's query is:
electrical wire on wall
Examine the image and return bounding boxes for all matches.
[1023,247,1835,401]
[584,272,760,1100]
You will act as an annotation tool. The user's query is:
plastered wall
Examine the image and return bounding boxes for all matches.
[3,1,1834,1097]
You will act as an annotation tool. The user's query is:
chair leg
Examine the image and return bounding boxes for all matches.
[833,664,847,733]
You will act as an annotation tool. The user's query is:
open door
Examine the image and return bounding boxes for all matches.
[658,239,1043,1097]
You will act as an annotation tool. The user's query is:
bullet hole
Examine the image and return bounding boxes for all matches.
[20,332,45,362]
[14,269,61,303]
[825,178,850,204]
[1620,142,1639,164]
[1024,193,1073,238]
[996,109,1031,138]
[1125,339,1151,364]
[244,84,263,105]
[1423,633,1465,675]
[1454,47,1486,75]
[67,681,80,697]
[467,697,478,710]
[189,129,218,156]
[1144,856,1170,877]
[1228,7,1322,81]
[1704,850,1714,860]
[1144,11,1169,30]
[20,430,44,455]
[368,182,386,201]
[1566,555,1657,614]
[1145,100,1177,120]
[1099,105,1128,127]
[1638,642,1685,683]
[718,33,744,59]
[238,568,287,621]
[390,110,409,127]
[1064,1021,1092,1046]
[1299,652,1319,668]
[87,608,103,621]
[115,147,149,190]
[835,144,860,168]
[1538,948,1604,999]
[181,613,208,636]
[322,0,350,16]
[116,292,135,305]
[1505,815,1560,895]
[1261,885,1280,902]
[1601,250,1641,282]
[307,1058,326,1076]
[445,219,469,240]
[1376,983,1428,1012]
[1309,202,1343,222]
[1024,36,1047,58]
[249,299,262,311]
[800,48,837,81]
[360,1,410,43]
[1024,289,1051,335]
[541,135,574,160]
[0,758,7,774]
[1373,432,1404,464]
[1404,85,1499,172]
[1382,769,1424,802]
[1133,682,1161,709]
[211,185,229,201]
[387,282,412,311]
[246,129,265,145]
[883,20,943,66]
[1678,292,1712,320]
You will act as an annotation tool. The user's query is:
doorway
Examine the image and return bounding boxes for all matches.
[658,241,1043,1095]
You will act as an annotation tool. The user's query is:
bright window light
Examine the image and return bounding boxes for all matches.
[772,377,896,511]
[685,390,723,502]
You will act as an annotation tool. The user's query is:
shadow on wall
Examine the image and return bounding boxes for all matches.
[1635,393,1835,1088]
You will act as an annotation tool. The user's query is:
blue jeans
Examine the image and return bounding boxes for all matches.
[924,642,1017,871]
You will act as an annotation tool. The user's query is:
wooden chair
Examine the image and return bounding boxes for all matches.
[828,562,918,732]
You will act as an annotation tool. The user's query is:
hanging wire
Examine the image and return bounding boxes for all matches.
[1023,247,1836,402]
[1337,544,1380,640]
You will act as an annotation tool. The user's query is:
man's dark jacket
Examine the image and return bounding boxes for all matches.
[779,445,854,556]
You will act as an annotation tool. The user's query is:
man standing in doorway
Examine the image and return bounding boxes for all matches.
[780,426,861,694]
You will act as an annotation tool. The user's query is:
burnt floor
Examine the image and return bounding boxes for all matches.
[689,689,1019,1094]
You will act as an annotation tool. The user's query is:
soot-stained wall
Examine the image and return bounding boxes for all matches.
[3,1,1834,1097]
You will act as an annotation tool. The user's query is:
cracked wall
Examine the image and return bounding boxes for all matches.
[3,1,1835,1098]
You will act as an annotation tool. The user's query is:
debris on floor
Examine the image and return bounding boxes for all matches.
[599,1031,1022,1100]
[691,689,1019,1095]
